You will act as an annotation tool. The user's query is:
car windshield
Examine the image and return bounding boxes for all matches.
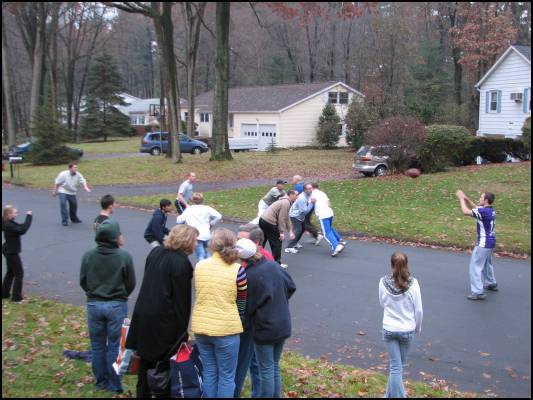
[356,146,370,156]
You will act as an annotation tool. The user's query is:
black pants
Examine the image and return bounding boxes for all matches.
[304,211,319,238]
[174,200,187,215]
[288,217,305,248]
[136,358,171,398]
[2,252,24,301]
[259,218,282,264]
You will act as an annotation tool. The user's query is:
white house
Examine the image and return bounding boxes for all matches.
[116,94,189,134]
[193,81,364,150]
[476,45,531,138]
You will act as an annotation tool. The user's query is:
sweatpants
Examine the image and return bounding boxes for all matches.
[319,217,341,251]
[469,246,497,294]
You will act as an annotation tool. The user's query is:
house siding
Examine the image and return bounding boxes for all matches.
[279,84,354,147]
[478,51,531,137]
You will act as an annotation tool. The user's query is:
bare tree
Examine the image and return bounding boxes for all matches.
[210,2,232,161]
[2,11,16,147]
[108,2,182,163]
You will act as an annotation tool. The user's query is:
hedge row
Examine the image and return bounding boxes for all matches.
[417,125,529,173]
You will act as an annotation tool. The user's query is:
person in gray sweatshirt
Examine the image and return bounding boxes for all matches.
[285,183,316,254]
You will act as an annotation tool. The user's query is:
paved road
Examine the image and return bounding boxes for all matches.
[2,185,531,397]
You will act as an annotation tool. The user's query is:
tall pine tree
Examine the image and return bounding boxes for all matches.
[80,53,134,141]
[316,103,342,148]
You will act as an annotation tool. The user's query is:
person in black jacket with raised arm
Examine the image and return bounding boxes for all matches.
[2,205,32,303]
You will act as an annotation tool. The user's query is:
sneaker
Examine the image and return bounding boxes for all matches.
[11,299,25,304]
[71,219,83,224]
[339,239,347,246]
[284,247,299,254]
[314,234,324,246]
[331,244,345,257]
[484,284,499,292]
[295,243,303,249]
[467,293,487,300]
[62,222,68,226]
[280,263,289,269]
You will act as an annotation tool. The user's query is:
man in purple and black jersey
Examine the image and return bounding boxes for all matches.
[456,190,498,300]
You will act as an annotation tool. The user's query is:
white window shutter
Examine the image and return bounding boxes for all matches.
[497,90,502,113]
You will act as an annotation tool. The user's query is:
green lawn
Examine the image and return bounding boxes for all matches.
[2,149,355,188]
[2,297,473,398]
[118,163,531,254]
[67,137,141,154]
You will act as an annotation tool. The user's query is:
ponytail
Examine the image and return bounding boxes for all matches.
[391,252,410,290]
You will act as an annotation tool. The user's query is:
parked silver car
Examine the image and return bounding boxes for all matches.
[352,145,391,177]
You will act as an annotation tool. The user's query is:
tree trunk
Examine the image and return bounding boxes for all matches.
[156,3,181,163]
[448,2,463,106]
[29,3,46,128]
[210,2,232,161]
[343,19,354,85]
[2,14,16,147]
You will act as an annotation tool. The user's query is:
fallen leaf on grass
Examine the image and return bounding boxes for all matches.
[287,391,298,398]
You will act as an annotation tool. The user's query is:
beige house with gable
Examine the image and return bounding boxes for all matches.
[193,81,364,150]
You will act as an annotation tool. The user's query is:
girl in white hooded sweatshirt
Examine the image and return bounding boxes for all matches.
[379,252,423,398]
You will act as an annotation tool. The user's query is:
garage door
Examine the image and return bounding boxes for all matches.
[241,123,277,151]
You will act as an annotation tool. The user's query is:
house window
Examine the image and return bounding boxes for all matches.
[130,115,146,125]
[184,112,188,120]
[229,113,234,128]
[489,91,498,112]
[200,113,209,123]
[328,92,338,104]
[339,92,349,104]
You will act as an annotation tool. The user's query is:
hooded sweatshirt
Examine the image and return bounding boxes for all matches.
[379,275,423,333]
[80,219,136,302]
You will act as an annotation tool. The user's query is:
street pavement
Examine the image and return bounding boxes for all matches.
[2,185,531,397]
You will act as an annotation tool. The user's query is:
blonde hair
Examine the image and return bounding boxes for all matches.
[2,205,16,222]
[209,228,239,264]
[191,192,204,205]
[164,225,199,254]
[391,252,410,290]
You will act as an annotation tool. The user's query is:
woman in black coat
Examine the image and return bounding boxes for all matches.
[126,224,199,398]
[2,205,32,303]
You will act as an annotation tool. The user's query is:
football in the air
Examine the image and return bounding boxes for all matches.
[405,168,421,178]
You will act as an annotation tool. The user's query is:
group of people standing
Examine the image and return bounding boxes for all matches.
[2,162,502,398]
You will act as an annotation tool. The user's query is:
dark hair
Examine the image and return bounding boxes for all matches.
[391,252,410,290]
[287,189,297,196]
[100,194,115,210]
[484,192,495,205]
[160,199,172,208]
[311,182,319,189]
[238,223,257,233]
[68,163,77,169]
[303,183,313,191]
[249,227,264,245]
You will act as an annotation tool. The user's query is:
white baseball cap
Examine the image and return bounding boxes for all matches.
[236,238,257,259]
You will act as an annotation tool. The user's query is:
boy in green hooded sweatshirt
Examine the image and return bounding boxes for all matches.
[80,219,136,394]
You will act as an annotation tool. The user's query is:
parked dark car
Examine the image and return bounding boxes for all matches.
[140,132,209,155]
[3,141,83,161]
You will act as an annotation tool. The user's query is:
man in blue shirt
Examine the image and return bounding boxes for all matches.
[285,184,317,253]
[456,190,498,300]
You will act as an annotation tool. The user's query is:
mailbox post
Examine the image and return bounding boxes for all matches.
[8,156,22,178]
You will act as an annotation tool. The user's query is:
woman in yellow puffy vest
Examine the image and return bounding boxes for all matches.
[191,228,247,398]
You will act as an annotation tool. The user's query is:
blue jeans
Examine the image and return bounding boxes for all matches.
[319,217,341,251]
[59,193,79,224]
[469,246,497,294]
[196,334,240,398]
[86,301,127,393]
[195,240,210,262]
[383,329,414,398]
[254,340,285,398]
[234,329,261,398]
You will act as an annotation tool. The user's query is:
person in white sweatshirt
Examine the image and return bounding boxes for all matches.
[176,192,222,262]
[379,252,423,398]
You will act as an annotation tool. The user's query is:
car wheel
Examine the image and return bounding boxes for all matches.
[192,147,202,155]
[374,165,387,176]
[150,147,161,156]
